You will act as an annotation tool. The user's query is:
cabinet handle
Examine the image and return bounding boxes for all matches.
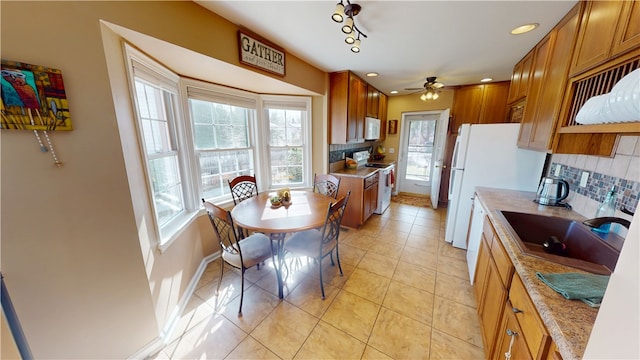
[505,329,518,359]
[512,307,523,314]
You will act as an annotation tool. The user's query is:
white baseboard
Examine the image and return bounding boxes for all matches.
[128,251,220,359]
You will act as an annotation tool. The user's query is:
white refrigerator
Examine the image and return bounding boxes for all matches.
[444,123,547,250]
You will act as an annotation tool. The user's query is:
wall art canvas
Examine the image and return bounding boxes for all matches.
[1,60,72,131]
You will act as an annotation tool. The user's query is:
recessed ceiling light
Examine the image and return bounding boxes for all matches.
[481,78,493,82]
[390,90,398,94]
[366,72,379,77]
[511,23,539,35]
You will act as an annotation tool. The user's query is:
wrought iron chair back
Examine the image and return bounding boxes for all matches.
[228,175,258,205]
[202,199,273,314]
[313,173,341,199]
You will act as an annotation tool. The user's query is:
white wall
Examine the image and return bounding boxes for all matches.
[583,204,639,359]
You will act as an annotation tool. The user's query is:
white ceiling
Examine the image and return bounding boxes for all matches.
[195,0,578,95]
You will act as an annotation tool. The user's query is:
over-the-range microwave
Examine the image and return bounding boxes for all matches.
[365,117,381,140]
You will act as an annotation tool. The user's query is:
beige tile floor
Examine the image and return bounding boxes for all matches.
[150,202,485,360]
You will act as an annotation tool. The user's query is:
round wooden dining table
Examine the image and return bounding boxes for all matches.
[231,190,336,298]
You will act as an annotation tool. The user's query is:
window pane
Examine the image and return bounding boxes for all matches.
[149,155,184,225]
[286,111,302,146]
[270,147,303,186]
[266,105,307,187]
[407,119,436,182]
[190,99,251,150]
[199,150,254,200]
[135,80,173,155]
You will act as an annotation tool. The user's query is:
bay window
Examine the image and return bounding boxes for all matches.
[125,46,312,247]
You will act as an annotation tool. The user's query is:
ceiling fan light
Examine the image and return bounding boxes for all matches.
[432,92,440,100]
[342,17,354,34]
[345,32,356,44]
[332,2,345,22]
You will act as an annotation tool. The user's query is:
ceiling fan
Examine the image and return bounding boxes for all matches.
[405,76,445,101]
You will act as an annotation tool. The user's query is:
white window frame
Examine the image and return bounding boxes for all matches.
[259,95,313,190]
[182,79,259,203]
[125,44,199,250]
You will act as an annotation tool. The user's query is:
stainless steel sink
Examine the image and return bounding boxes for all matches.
[498,211,621,275]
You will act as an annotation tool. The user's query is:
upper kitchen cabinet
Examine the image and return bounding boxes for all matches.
[517,4,580,151]
[330,71,366,144]
[550,0,640,157]
[451,82,510,133]
[507,50,534,104]
[378,92,388,141]
[478,82,510,125]
[366,84,380,118]
[570,1,640,77]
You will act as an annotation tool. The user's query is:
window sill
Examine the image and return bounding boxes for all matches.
[157,210,202,253]
[157,198,236,253]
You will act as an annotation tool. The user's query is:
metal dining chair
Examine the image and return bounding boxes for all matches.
[228,175,258,205]
[283,191,350,299]
[202,199,274,315]
[313,173,341,199]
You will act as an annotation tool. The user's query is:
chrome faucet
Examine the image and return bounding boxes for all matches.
[582,217,631,229]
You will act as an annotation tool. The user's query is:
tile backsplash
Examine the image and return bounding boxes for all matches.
[548,135,640,236]
[328,141,382,163]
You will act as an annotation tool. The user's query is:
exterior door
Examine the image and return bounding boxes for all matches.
[397,110,447,197]
[430,109,449,208]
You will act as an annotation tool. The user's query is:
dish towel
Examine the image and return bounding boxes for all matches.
[536,272,610,308]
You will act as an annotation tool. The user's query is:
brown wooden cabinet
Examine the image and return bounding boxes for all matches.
[366,84,380,118]
[518,4,580,151]
[333,172,378,228]
[494,300,533,360]
[510,274,551,360]
[451,82,510,133]
[474,218,513,359]
[479,83,510,125]
[363,173,379,221]
[508,50,535,104]
[378,92,388,141]
[451,85,484,132]
[474,214,555,360]
[570,1,640,77]
[330,71,366,144]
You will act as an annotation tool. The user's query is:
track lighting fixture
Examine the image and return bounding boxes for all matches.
[331,0,367,53]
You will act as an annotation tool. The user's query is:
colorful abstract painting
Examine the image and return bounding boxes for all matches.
[1,60,72,131]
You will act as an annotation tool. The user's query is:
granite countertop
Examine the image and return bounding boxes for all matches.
[474,187,608,360]
[331,160,396,178]
[331,166,379,178]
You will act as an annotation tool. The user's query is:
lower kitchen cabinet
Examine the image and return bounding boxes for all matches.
[510,273,551,360]
[334,172,378,228]
[494,299,533,360]
[474,215,554,360]
[474,225,510,359]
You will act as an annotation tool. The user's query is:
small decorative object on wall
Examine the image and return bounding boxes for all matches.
[388,119,398,134]
[1,59,68,167]
[238,29,286,76]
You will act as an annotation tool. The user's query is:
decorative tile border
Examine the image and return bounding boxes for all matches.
[549,162,639,213]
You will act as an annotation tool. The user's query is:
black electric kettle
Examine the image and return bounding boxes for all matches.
[535,177,570,206]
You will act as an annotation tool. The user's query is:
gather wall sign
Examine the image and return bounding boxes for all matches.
[238,29,286,77]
